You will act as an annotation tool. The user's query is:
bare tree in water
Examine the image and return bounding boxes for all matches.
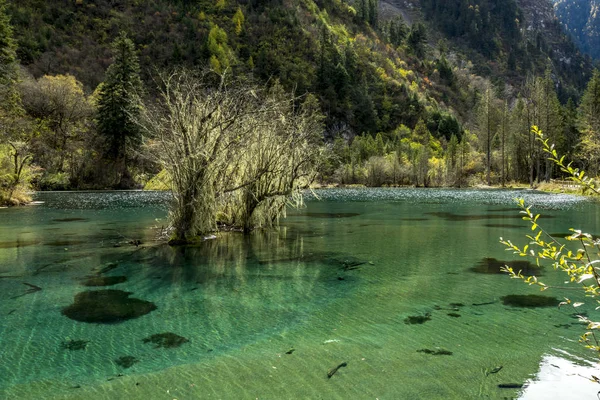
[138,70,323,243]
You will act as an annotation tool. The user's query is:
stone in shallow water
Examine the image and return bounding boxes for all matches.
[61,339,89,350]
[142,332,189,348]
[404,313,431,325]
[62,290,157,323]
[115,355,139,368]
[501,294,559,308]
[80,276,127,287]
[470,258,542,275]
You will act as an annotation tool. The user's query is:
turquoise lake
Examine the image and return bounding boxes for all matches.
[1,188,600,399]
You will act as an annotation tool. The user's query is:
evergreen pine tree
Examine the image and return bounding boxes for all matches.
[407,23,427,58]
[96,32,142,164]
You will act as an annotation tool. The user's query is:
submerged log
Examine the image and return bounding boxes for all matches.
[10,282,42,299]
[327,362,348,378]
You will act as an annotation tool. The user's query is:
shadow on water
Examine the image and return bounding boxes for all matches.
[470,258,543,275]
[484,223,525,229]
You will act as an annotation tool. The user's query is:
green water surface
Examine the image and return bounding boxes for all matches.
[1,188,599,399]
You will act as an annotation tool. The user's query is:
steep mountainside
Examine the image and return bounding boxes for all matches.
[553,0,600,60]
[384,0,592,101]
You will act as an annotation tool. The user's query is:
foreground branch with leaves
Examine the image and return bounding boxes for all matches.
[139,70,323,243]
[501,126,600,359]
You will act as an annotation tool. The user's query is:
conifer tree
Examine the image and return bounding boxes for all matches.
[407,23,427,58]
[96,32,142,165]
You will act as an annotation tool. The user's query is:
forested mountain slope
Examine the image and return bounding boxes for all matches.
[388,0,593,101]
[6,0,593,132]
[1,0,597,196]
[553,0,600,60]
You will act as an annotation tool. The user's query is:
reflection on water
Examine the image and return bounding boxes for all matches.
[520,350,600,399]
[1,189,599,399]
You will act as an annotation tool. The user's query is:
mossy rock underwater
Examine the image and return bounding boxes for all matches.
[61,290,157,323]
[115,355,139,368]
[404,313,432,324]
[142,332,189,348]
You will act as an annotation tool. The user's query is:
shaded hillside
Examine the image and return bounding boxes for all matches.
[554,0,600,60]
[416,0,593,101]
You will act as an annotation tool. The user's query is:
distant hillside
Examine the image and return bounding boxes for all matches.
[553,0,600,60]
[381,0,593,102]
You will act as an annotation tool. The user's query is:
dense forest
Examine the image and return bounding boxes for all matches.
[1,0,599,206]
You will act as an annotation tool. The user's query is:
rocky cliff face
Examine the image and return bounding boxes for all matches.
[518,0,556,29]
[554,0,600,59]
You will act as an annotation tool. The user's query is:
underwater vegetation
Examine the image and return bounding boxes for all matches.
[62,290,157,323]
[470,258,543,275]
[142,332,189,348]
[500,294,560,308]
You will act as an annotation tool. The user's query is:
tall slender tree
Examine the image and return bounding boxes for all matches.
[96,32,142,181]
[475,85,500,185]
